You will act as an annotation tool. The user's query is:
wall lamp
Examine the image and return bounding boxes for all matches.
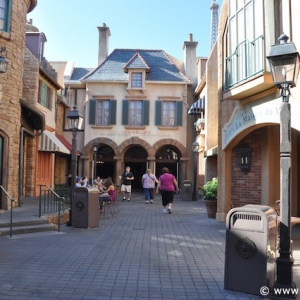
[236,145,252,174]
[0,47,8,73]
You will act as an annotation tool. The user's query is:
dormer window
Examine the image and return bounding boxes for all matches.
[131,72,142,88]
[123,52,150,92]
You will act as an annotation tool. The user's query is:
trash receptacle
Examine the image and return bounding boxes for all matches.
[180,180,192,201]
[72,187,99,228]
[224,205,277,296]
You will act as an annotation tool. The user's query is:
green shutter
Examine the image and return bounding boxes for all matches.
[176,101,183,126]
[155,100,162,126]
[143,100,149,125]
[49,89,53,111]
[122,100,129,125]
[89,99,96,125]
[110,99,117,125]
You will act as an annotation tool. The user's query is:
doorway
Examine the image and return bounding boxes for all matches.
[124,147,148,190]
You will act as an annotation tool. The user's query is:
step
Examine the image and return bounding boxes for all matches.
[0,223,57,236]
[0,218,49,228]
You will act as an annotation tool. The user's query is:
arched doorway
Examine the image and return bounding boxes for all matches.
[96,145,115,180]
[155,146,180,181]
[124,147,148,190]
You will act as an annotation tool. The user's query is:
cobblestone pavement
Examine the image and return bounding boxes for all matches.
[0,193,299,299]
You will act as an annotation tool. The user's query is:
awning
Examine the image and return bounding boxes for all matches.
[55,132,81,156]
[38,130,70,154]
[20,99,45,131]
[188,96,205,115]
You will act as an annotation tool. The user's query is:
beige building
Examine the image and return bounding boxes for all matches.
[56,24,199,189]
[197,0,300,222]
[0,0,37,209]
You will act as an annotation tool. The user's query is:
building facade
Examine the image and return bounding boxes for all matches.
[207,0,300,222]
[59,24,198,189]
[0,0,37,209]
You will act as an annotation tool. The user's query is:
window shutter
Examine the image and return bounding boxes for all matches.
[122,100,129,125]
[176,101,183,126]
[155,100,162,126]
[143,100,149,125]
[110,99,117,125]
[49,89,53,111]
[89,99,96,125]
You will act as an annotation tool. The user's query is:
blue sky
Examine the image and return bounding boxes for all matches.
[27,0,223,68]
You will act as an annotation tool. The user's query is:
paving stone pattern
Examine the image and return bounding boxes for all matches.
[0,193,299,299]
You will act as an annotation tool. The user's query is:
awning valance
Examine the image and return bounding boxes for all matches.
[38,130,70,154]
[188,96,205,115]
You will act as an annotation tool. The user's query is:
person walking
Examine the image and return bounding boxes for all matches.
[119,166,134,202]
[156,167,179,214]
[142,169,158,204]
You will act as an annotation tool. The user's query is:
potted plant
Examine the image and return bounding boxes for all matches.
[202,178,218,218]
[114,184,121,195]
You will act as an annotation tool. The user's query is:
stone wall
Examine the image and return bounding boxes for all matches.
[0,0,35,207]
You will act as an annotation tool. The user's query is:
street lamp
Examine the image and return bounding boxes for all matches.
[0,47,8,74]
[267,33,300,295]
[66,105,83,226]
[92,141,99,184]
[192,141,199,201]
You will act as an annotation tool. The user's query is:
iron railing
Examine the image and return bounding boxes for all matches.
[0,185,16,238]
[38,185,70,232]
[225,35,264,89]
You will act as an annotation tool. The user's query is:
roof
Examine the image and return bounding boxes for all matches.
[82,49,190,83]
[70,67,94,81]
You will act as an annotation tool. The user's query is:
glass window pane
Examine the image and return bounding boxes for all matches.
[229,16,236,53]
[229,0,236,17]
[245,2,253,41]
[237,10,244,44]
[254,0,263,38]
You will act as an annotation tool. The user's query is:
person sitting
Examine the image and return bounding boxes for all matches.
[76,177,83,187]
[99,178,116,212]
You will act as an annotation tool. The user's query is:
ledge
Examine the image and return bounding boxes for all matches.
[91,125,114,129]
[157,126,179,130]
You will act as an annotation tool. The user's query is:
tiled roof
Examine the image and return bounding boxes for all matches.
[123,52,150,71]
[82,49,190,83]
[70,67,93,81]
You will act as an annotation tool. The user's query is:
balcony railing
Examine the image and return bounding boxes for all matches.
[225,35,264,90]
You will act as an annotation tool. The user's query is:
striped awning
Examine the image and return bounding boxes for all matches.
[188,96,205,115]
[38,130,70,154]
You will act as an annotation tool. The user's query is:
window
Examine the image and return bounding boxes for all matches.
[129,101,142,126]
[38,80,53,110]
[89,99,117,126]
[163,102,176,126]
[225,0,264,89]
[122,100,149,126]
[131,72,142,87]
[96,100,110,125]
[155,100,183,127]
[0,0,11,32]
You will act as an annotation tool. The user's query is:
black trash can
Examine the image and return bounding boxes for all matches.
[224,205,278,296]
[72,187,99,228]
[180,180,192,201]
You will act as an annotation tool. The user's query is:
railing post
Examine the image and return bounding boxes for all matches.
[58,197,61,233]
[39,185,42,218]
[10,199,13,238]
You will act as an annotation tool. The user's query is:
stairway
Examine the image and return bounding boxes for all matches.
[0,218,57,236]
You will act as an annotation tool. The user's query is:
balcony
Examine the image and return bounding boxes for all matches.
[223,36,275,101]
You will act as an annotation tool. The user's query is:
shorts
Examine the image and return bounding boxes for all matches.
[160,190,174,207]
[121,184,131,193]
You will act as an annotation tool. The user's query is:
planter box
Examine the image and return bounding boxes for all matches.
[204,199,217,218]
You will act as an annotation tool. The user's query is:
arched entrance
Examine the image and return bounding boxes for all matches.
[155,146,180,181]
[124,147,148,190]
[96,145,115,180]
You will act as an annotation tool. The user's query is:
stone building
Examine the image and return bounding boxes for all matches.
[0,0,37,209]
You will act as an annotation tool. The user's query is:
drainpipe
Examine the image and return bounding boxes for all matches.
[19,127,42,204]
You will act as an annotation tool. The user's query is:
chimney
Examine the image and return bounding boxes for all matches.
[98,23,111,65]
[183,33,198,85]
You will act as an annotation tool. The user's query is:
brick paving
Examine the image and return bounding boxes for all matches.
[0,192,299,299]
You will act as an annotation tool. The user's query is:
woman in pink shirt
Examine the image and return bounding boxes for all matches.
[156,167,179,214]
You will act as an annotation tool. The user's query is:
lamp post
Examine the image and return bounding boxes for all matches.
[192,141,199,201]
[92,141,99,184]
[66,105,83,226]
[267,33,300,295]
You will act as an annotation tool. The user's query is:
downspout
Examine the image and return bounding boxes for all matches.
[19,127,42,204]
